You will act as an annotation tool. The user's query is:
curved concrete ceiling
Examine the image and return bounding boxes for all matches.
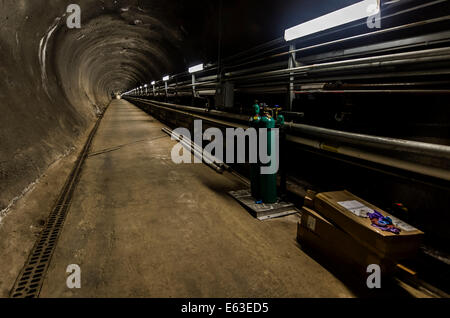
[0,0,217,211]
[0,0,351,212]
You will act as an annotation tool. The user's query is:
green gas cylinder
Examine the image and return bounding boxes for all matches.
[276,114,285,126]
[249,104,261,200]
[260,113,277,204]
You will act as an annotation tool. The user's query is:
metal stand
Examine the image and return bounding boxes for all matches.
[229,189,298,220]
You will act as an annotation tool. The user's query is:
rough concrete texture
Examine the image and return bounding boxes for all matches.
[38,100,355,298]
[0,0,357,298]
[0,0,205,219]
[0,126,92,297]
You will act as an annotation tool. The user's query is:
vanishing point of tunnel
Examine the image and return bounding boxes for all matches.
[1,0,450,302]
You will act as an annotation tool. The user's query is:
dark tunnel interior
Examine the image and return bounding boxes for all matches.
[1,0,450,300]
[0,0,363,223]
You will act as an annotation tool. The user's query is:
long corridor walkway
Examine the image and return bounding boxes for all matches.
[39,99,355,297]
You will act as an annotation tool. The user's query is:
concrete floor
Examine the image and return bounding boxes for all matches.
[37,99,355,297]
[0,122,94,298]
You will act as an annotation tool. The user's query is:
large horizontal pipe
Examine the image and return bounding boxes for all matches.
[327,81,450,88]
[137,50,450,96]
[126,15,450,97]
[224,13,450,71]
[127,97,450,181]
[186,3,448,74]
[133,98,249,122]
[133,97,450,160]
[294,89,450,94]
[162,127,231,171]
[286,135,450,182]
[298,30,450,65]
[291,68,450,85]
[229,47,450,82]
[161,127,224,174]
[293,15,450,60]
[284,122,450,160]
[162,80,450,96]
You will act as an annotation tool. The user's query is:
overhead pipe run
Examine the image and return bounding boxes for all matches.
[286,135,450,182]
[127,97,450,182]
[132,97,249,123]
[122,6,450,183]
[134,97,450,161]
[226,15,450,72]
[133,46,450,98]
[161,127,225,174]
[122,8,450,98]
[283,122,450,160]
[227,47,450,82]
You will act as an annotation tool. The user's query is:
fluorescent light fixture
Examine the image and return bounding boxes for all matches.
[284,0,380,41]
[163,75,170,81]
[151,81,156,85]
[189,63,204,73]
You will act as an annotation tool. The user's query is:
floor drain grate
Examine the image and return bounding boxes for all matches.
[9,111,106,298]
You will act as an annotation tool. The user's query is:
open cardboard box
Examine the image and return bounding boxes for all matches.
[297,207,395,276]
[314,190,424,260]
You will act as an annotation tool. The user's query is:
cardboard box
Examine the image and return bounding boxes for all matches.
[297,207,394,277]
[303,189,317,209]
[314,191,424,260]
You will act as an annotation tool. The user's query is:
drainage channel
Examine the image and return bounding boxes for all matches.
[9,109,107,298]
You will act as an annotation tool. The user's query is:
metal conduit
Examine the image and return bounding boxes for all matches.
[133,98,249,122]
[284,122,450,159]
[127,97,450,181]
[162,127,224,173]
[133,97,450,160]
[286,135,450,181]
[221,15,450,73]
[228,47,450,81]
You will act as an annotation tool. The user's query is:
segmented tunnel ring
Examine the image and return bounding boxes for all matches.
[9,107,108,298]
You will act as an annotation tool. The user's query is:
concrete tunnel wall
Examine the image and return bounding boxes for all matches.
[0,0,376,221]
[0,0,200,217]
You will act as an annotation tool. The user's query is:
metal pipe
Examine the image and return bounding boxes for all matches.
[127,95,450,180]
[223,15,450,72]
[286,135,450,181]
[135,98,249,122]
[222,6,450,70]
[128,98,450,181]
[290,15,450,60]
[161,127,224,173]
[135,97,450,160]
[284,122,450,159]
[223,61,287,78]
[175,135,221,171]
[327,81,450,88]
[228,47,450,82]
[291,68,450,85]
[164,127,229,170]
[294,89,450,94]
[298,30,450,65]
[226,69,450,92]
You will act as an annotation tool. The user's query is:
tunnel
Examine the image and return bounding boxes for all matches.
[1,0,450,302]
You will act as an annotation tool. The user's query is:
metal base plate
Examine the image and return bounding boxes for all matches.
[229,189,298,220]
